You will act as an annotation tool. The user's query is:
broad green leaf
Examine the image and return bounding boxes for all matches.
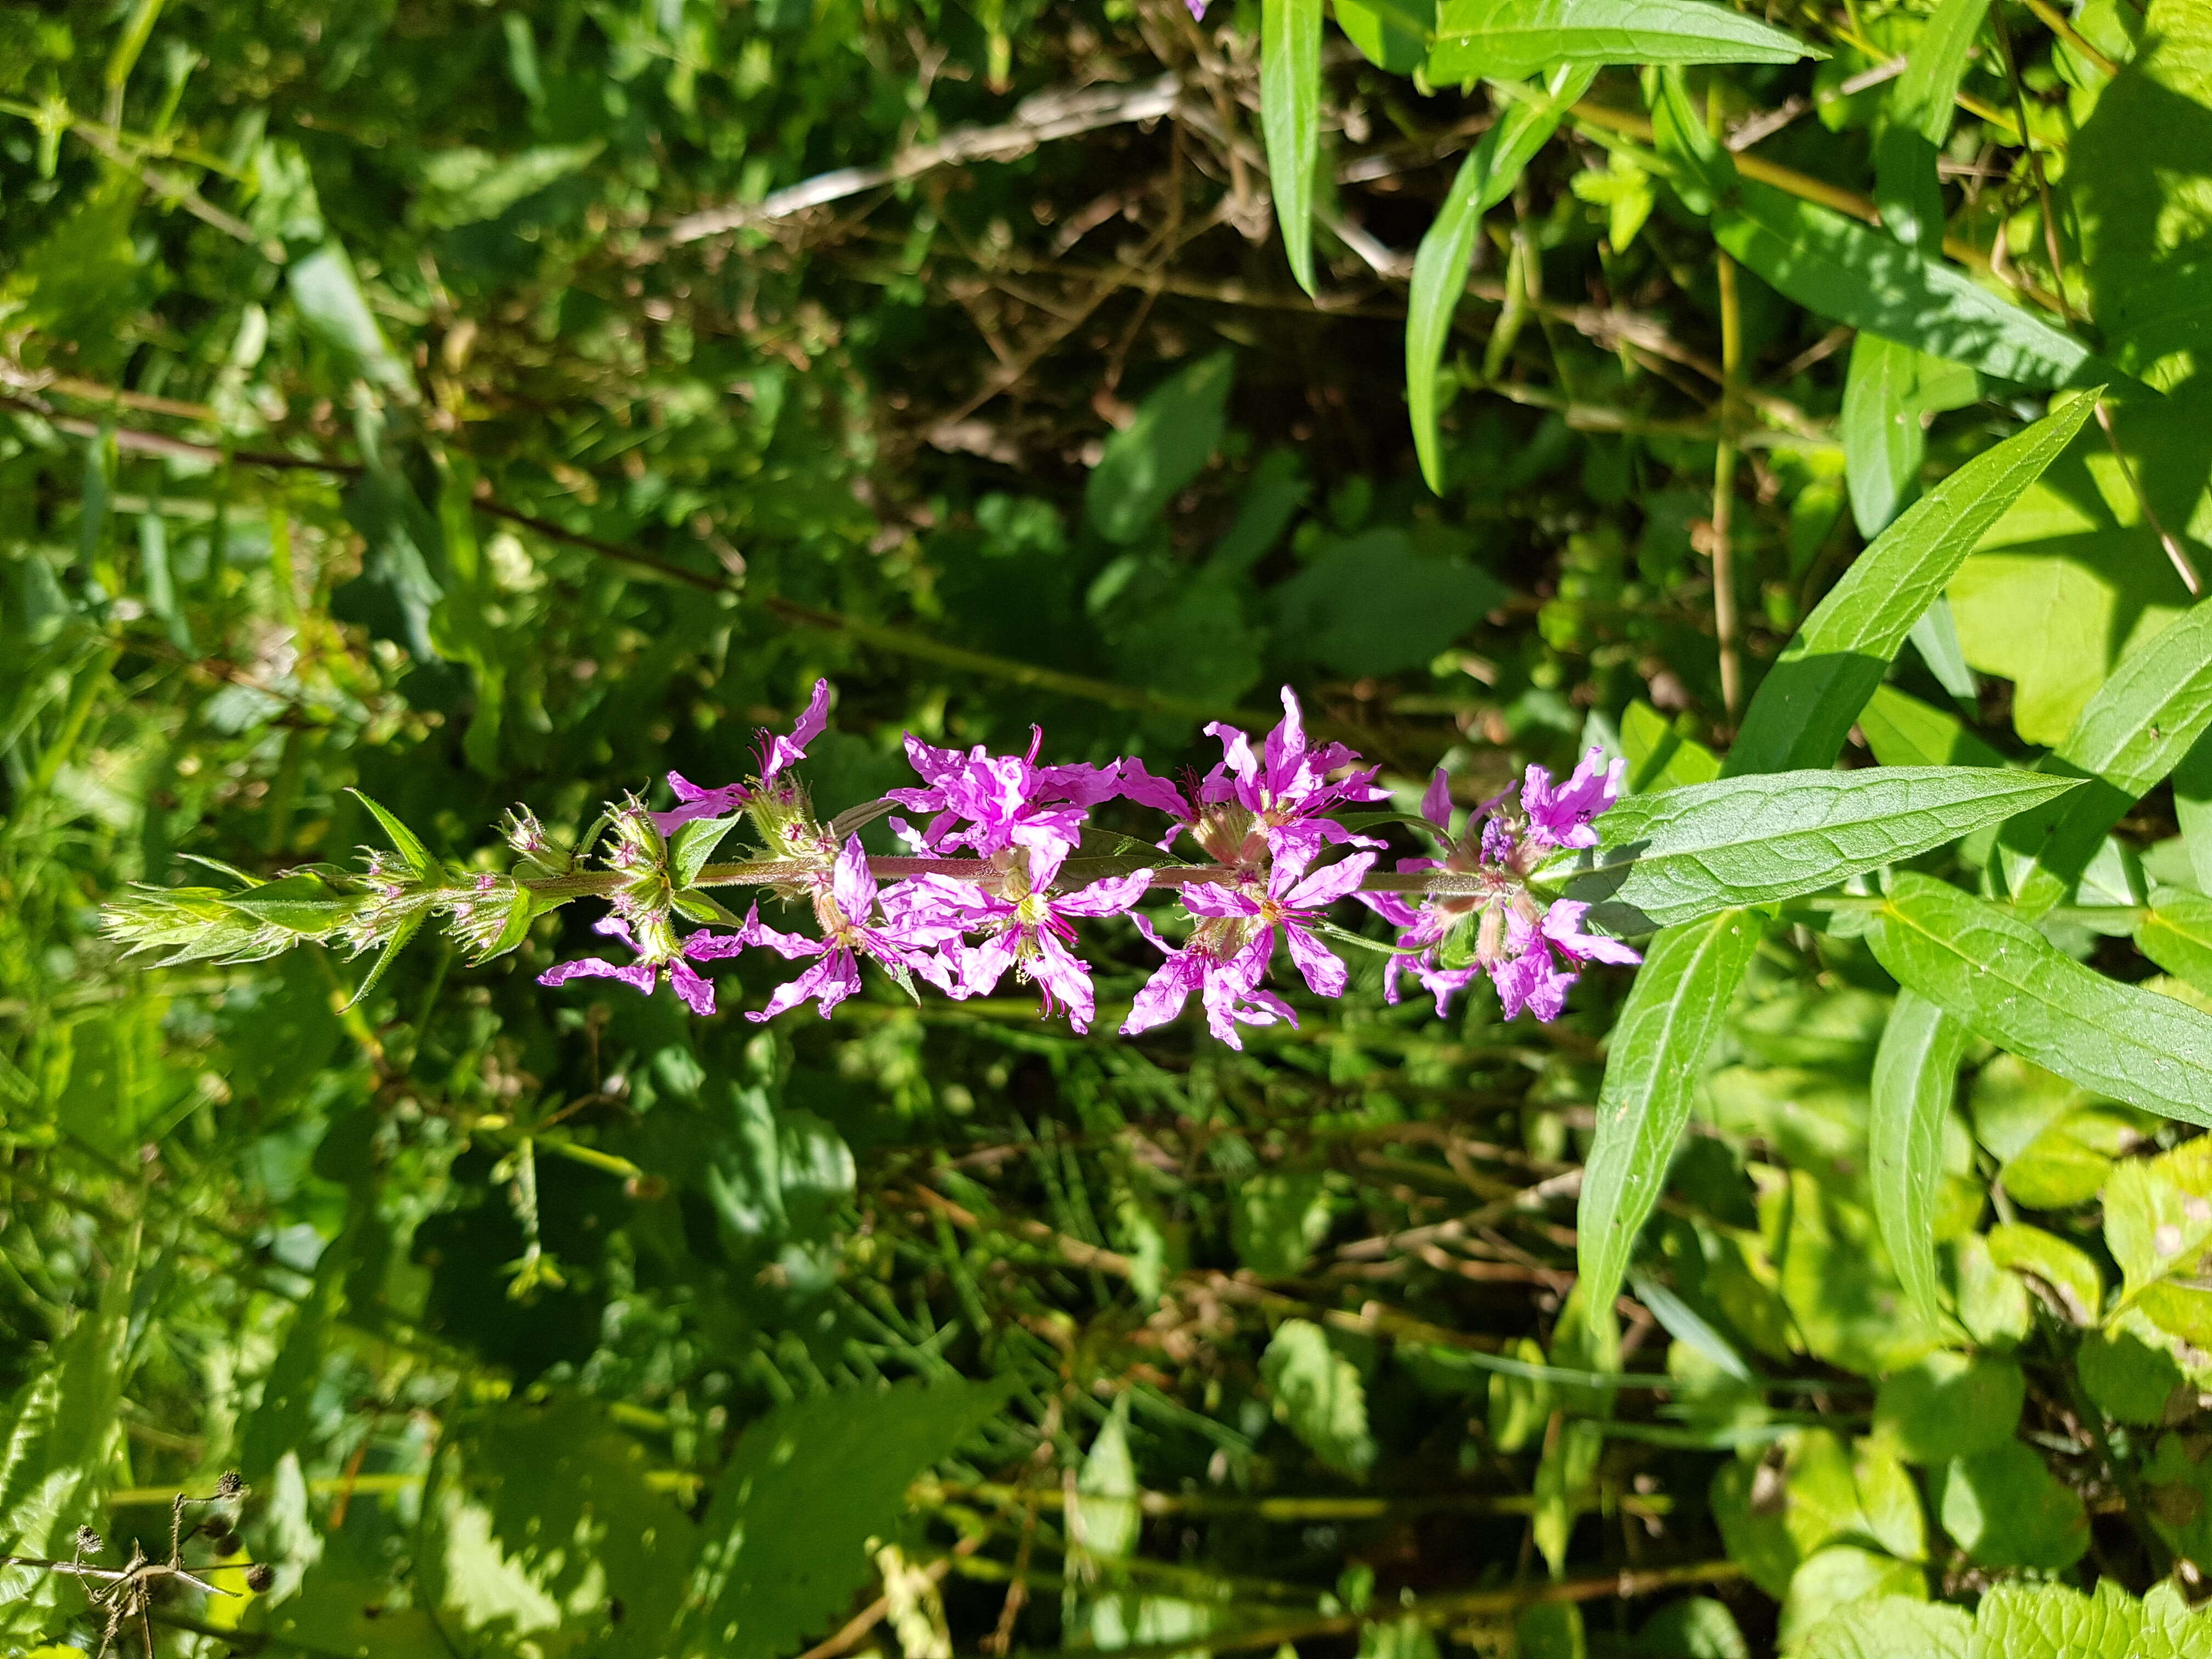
[1268,528,1509,674]
[2003,596,2212,913]
[1854,684,2007,770]
[676,1379,1012,1659]
[1260,1318,1375,1479]
[2078,1325,2187,1426]
[1798,1597,1971,1659]
[672,814,741,888]
[1577,910,1760,1350]
[1407,66,1593,492]
[1873,0,1991,250]
[2143,1433,2212,1574]
[1334,0,1432,73]
[1932,1442,2089,1569]
[2103,1157,2212,1314]
[1514,1602,1585,1659]
[1712,183,2110,390]
[1968,1053,2139,1208]
[2141,889,2212,996]
[1986,1222,2103,1324]
[1726,393,2096,775]
[1869,872,2212,1122]
[1426,0,1819,84]
[1531,1417,1602,1575]
[1971,1579,2165,1659]
[1567,767,2084,930]
[2068,0,2212,388]
[1872,1353,2023,1465]
[1621,698,1722,791]
[349,786,437,877]
[228,870,363,935]
[410,140,604,229]
[1085,353,1234,544]
[1869,992,1969,1328]
[1260,0,1323,294]
[1778,1547,1927,1651]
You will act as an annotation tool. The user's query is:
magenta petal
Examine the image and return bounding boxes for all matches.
[1030,931,1097,1032]
[1115,760,1189,819]
[1422,768,1453,832]
[539,955,658,996]
[1058,869,1152,917]
[962,931,1019,999]
[1181,881,1255,920]
[760,679,832,779]
[1285,923,1348,999]
[668,958,717,1016]
[593,915,641,951]
[832,835,875,919]
[1284,851,1374,910]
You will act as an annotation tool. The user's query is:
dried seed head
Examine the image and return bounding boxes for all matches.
[245,1562,275,1593]
[74,1525,103,1554]
[215,1470,244,1499]
[214,1531,244,1556]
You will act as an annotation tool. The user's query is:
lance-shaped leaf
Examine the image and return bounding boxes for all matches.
[1562,766,2084,931]
[2002,597,2212,915]
[1261,0,1324,294]
[1727,393,2096,776]
[227,869,365,937]
[1871,991,1970,1328]
[1874,0,1991,249]
[1869,872,2212,1123]
[350,786,438,878]
[346,910,426,1011]
[1408,66,1594,493]
[1427,0,1819,83]
[1711,182,2112,390]
[1578,910,1760,1347]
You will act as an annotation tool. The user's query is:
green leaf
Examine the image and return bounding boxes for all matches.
[346,910,425,1009]
[1798,1597,1971,1659]
[672,814,741,888]
[2078,1325,2187,1426]
[1872,1353,2024,1465]
[1268,529,1509,674]
[1987,1222,2103,1324]
[1426,0,1819,84]
[1971,1580,2170,1659]
[1632,1597,1750,1658]
[2142,1433,2212,1574]
[1073,1396,1141,1560]
[411,140,604,229]
[1840,335,1981,540]
[1260,0,1323,294]
[1870,992,1970,1329]
[2175,729,2212,892]
[289,239,413,394]
[228,870,364,936]
[1085,353,1235,544]
[1932,1442,2089,1569]
[1711,183,2111,390]
[2002,597,2212,913]
[2102,1157,2212,1315]
[349,787,437,878]
[1566,767,2084,931]
[1854,684,2008,770]
[1778,1546,1928,1651]
[1231,1172,1332,1276]
[1260,1318,1375,1479]
[675,1379,1012,1659]
[1869,872,2212,1122]
[1407,66,1594,492]
[1577,910,1760,1351]
[1874,0,1991,250]
[1622,698,1722,792]
[1726,393,2096,775]
[1334,0,1433,73]
[2140,889,2212,995]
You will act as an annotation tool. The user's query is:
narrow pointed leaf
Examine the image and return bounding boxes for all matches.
[1578,910,1760,1338]
[349,786,437,878]
[1875,0,1991,248]
[1408,66,1594,492]
[1869,872,2212,1122]
[1871,991,1970,1327]
[1712,183,2112,390]
[1726,394,2096,775]
[672,814,742,888]
[1565,766,2084,930]
[346,910,426,1010]
[1427,0,1819,82]
[2176,729,2212,893]
[2004,596,2212,914]
[1261,0,1324,294]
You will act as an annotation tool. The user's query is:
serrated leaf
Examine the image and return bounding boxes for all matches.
[349,787,437,878]
[346,911,425,1010]
[1799,1596,1971,1659]
[1870,991,1970,1329]
[1970,1579,2157,1659]
[676,1380,1012,1659]
[1869,872,2212,1122]
[1727,394,2096,775]
[1712,183,2112,390]
[1577,910,1760,1355]
[1407,66,1593,492]
[1260,0,1323,294]
[1426,0,1819,83]
[2004,596,2212,914]
[1565,767,2084,930]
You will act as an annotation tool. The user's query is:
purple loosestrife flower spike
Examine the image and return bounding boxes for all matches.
[1122,918,1295,1051]
[1493,900,1642,1023]
[650,679,831,833]
[1521,746,1627,851]
[540,917,721,1016]
[888,727,1116,859]
[1183,852,1376,1000]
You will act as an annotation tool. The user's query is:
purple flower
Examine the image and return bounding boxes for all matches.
[539,917,720,1015]
[1521,746,1626,851]
[650,679,832,834]
[1182,852,1375,1000]
[906,843,1149,1032]
[1186,0,1206,17]
[1121,918,1295,1050]
[1492,900,1641,1022]
[888,727,1118,860]
[1358,882,1485,1018]
[687,836,957,1021]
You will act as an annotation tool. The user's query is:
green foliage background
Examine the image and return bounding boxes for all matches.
[7,0,2212,1654]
